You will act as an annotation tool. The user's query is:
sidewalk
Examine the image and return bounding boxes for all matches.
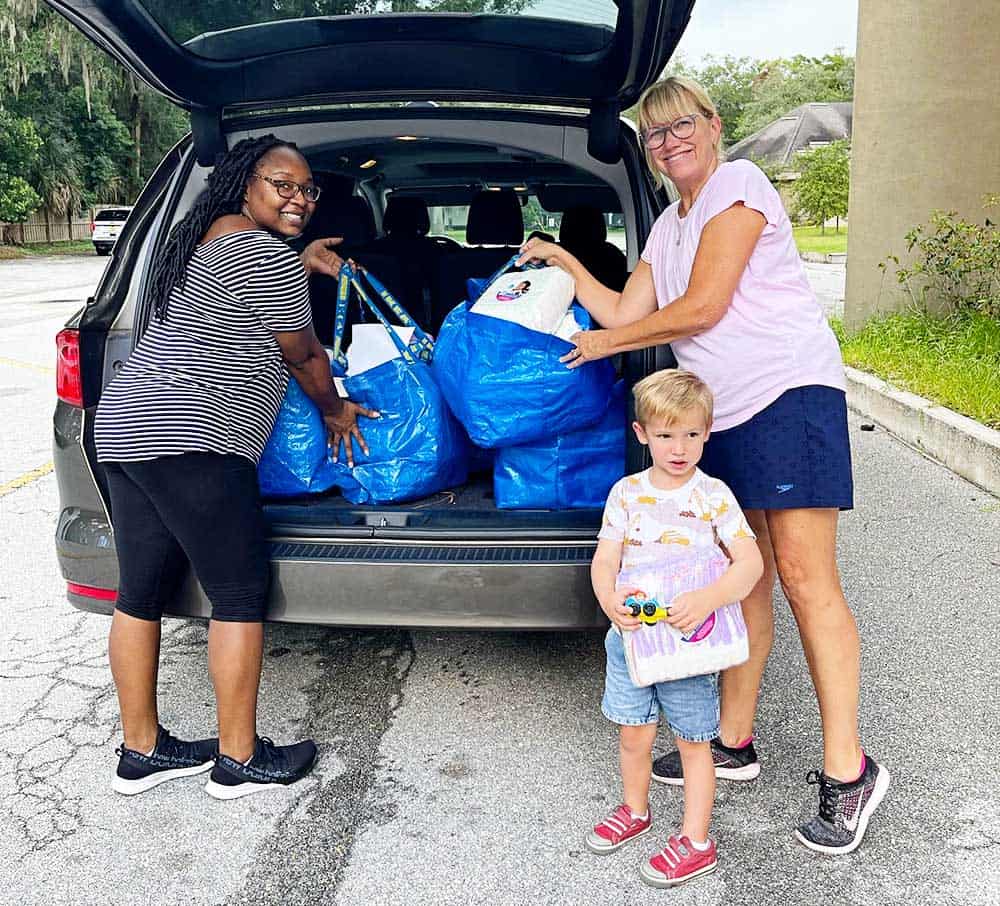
[845,368,1000,498]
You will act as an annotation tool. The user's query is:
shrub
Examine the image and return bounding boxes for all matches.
[882,199,1000,320]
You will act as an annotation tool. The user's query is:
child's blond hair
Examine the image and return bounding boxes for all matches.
[632,369,713,427]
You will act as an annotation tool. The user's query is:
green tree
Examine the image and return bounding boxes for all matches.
[28,130,84,216]
[64,87,133,203]
[737,53,854,140]
[0,0,188,210]
[654,52,854,147]
[0,108,43,225]
[792,140,850,233]
[666,55,759,145]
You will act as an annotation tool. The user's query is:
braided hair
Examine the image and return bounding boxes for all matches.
[149,134,300,321]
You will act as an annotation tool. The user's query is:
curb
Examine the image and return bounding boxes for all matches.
[800,251,847,264]
[845,366,1000,498]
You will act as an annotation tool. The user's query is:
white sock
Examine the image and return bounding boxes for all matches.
[144,746,155,757]
[631,811,648,822]
[688,838,711,851]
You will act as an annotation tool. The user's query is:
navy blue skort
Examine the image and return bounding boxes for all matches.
[699,385,854,511]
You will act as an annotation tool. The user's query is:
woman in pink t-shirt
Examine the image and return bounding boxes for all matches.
[519,76,888,855]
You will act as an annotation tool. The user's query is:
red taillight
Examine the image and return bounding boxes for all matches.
[67,582,117,602]
[56,329,83,407]
[90,221,95,233]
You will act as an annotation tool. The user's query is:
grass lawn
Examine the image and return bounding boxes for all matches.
[794,224,848,255]
[0,240,96,260]
[831,309,1000,428]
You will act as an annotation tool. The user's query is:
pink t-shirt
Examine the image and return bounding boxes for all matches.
[640,159,845,431]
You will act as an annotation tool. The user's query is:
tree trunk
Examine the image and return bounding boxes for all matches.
[134,118,142,191]
[127,75,142,197]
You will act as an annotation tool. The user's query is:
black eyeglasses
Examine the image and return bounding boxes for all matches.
[640,114,703,150]
[253,173,322,203]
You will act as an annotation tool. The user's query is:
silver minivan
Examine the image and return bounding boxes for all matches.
[49,0,689,629]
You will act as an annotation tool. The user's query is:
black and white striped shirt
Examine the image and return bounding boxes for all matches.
[95,230,312,464]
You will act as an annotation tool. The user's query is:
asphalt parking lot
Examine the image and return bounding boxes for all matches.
[1,255,997,906]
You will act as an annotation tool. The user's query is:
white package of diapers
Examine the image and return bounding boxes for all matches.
[617,552,750,686]
[469,265,575,335]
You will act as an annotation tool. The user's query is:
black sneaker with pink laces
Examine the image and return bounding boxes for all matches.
[652,736,760,785]
[585,803,653,854]
[795,755,890,854]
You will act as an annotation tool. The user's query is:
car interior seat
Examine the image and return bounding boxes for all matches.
[430,189,524,333]
[298,195,406,348]
[370,195,444,328]
[558,204,628,295]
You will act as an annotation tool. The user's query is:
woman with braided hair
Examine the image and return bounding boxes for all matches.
[94,135,377,798]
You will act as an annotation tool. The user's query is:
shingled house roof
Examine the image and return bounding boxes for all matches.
[726,102,852,167]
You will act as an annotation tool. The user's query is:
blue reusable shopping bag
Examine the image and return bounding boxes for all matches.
[493,380,626,509]
[257,373,335,497]
[432,255,616,449]
[317,267,467,504]
[259,267,467,503]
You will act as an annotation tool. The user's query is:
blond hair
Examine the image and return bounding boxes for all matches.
[636,76,721,188]
[632,369,713,428]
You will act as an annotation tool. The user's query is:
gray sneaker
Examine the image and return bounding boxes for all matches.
[652,737,760,786]
[795,755,890,855]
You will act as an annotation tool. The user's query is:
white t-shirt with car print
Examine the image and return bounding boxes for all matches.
[598,468,756,570]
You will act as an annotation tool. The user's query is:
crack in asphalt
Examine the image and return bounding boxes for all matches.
[226,628,415,906]
[0,614,197,861]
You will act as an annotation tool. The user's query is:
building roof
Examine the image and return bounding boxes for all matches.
[726,102,852,167]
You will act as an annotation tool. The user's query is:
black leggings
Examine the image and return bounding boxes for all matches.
[104,453,270,622]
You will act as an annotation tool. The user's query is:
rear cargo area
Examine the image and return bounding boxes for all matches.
[262,471,606,537]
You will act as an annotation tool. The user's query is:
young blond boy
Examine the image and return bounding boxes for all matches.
[587,370,763,887]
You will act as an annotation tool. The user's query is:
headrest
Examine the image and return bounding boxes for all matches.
[301,195,376,247]
[312,170,354,200]
[559,205,608,248]
[466,190,523,246]
[383,196,430,239]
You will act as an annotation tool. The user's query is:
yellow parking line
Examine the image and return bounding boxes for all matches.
[0,462,54,498]
[0,356,54,375]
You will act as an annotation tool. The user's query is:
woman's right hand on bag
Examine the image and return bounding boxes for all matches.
[517,237,574,272]
[601,588,643,631]
[324,400,380,468]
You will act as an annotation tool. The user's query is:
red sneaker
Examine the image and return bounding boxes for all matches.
[585,804,652,854]
[640,834,718,887]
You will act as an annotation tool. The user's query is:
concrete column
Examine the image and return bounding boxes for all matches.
[845,0,1000,329]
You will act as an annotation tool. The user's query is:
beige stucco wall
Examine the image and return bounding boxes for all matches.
[845,0,1000,329]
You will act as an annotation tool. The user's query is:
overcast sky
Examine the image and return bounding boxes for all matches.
[524,0,858,62]
[674,0,859,63]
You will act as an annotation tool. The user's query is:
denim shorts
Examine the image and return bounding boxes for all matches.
[601,628,720,742]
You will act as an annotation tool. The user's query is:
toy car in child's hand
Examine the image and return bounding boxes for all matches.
[624,591,670,625]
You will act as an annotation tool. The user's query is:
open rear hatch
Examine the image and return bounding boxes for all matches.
[44,0,694,162]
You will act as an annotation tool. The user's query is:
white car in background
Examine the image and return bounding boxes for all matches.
[90,206,133,256]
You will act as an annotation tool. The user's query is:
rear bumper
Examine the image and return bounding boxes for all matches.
[58,525,606,629]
